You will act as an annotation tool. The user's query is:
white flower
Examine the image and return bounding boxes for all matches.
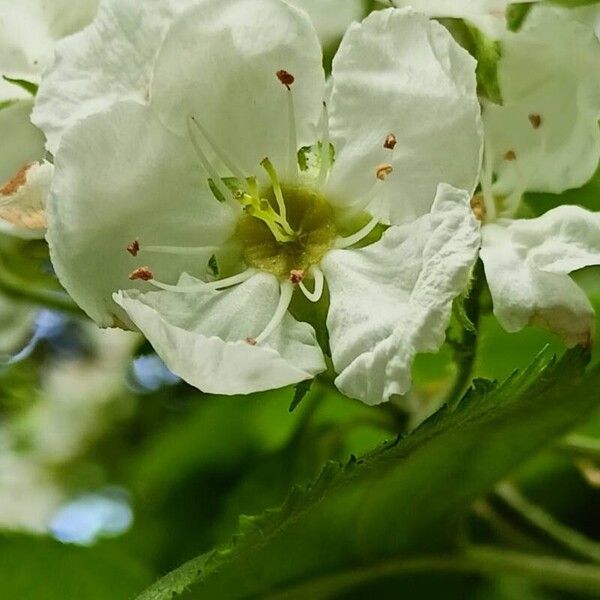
[44,3,482,405]
[476,6,600,346]
[0,0,99,237]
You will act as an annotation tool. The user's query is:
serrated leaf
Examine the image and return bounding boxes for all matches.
[136,348,600,599]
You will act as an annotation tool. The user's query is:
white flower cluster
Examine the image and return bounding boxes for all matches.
[0,0,598,405]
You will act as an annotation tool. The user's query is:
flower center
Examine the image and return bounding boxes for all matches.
[236,182,337,280]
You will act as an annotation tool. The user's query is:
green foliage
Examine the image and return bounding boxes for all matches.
[547,0,600,7]
[0,535,152,600]
[136,348,600,599]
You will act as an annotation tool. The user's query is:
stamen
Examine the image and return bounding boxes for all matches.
[317,102,331,187]
[261,158,294,236]
[528,113,542,129]
[503,150,517,161]
[142,244,219,256]
[254,281,293,344]
[189,116,248,186]
[276,70,298,181]
[289,269,304,284]
[383,133,397,150]
[481,137,496,222]
[334,215,379,249]
[470,194,486,221]
[127,240,140,256]
[129,266,154,281]
[147,268,257,293]
[298,267,324,303]
[376,163,393,181]
[187,116,238,209]
[246,337,257,346]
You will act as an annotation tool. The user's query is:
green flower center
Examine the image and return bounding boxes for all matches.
[236,183,337,280]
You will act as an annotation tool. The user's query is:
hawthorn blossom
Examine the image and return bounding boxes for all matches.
[44,2,482,405]
[478,6,600,345]
[0,0,99,237]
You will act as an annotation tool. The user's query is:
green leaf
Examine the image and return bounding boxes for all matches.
[0,535,152,600]
[441,20,503,105]
[505,3,535,32]
[2,76,38,96]
[136,348,600,599]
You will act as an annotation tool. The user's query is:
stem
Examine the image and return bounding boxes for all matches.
[496,483,600,564]
[444,260,485,406]
[557,434,600,462]
[0,260,83,317]
[265,546,600,599]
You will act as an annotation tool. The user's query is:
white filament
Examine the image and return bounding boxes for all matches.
[142,245,219,256]
[334,216,379,249]
[255,281,293,344]
[317,103,331,187]
[286,90,298,182]
[299,267,324,303]
[148,269,256,293]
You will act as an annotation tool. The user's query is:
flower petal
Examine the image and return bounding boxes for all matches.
[114,272,325,394]
[480,219,596,347]
[31,0,193,153]
[321,184,481,405]
[0,0,99,79]
[484,7,600,198]
[326,8,482,224]
[47,101,237,327]
[150,0,325,175]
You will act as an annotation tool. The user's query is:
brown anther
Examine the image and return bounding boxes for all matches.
[376,163,393,181]
[129,266,153,281]
[383,133,397,150]
[246,337,257,346]
[276,70,295,90]
[528,113,542,129]
[0,163,31,197]
[470,194,486,221]
[503,150,517,161]
[289,269,305,284]
[127,240,140,257]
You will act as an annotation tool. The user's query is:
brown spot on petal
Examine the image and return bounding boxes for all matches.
[129,266,153,281]
[127,240,140,256]
[246,337,257,346]
[470,194,486,221]
[0,164,31,197]
[528,113,542,129]
[376,164,393,181]
[289,269,304,284]
[276,70,295,90]
[503,150,517,161]
[383,133,397,150]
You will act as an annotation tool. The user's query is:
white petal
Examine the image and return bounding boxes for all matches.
[321,184,481,405]
[0,99,47,238]
[31,0,194,154]
[0,0,99,79]
[47,101,237,327]
[286,0,364,48]
[151,0,325,176]
[326,8,482,224]
[481,221,596,347]
[114,272,325,395]
[484,7,600,198]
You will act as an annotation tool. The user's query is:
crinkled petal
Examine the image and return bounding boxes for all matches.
[326,8,482,224]
[321,184,481,405]
[151,0,325,177]
[286,0,364,48]
[47,101,237,327]
[0,0,99,79]
[114,272,325,394]
[32,0,194,153]
[481,220,596,347]
[484,7,600,198]
[0,98,47,238]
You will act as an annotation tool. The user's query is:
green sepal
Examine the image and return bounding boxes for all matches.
[2,75,38,96]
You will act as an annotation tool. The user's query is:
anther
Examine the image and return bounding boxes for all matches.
[129,266,154,281]
[276,69,295,90]
[376,163,393,180]
[289,269,304,284]
[470,195,486,221]
[127,240,140,257]
[503,150,517,161]
[245,337,257,346]
[383,134,397,150]
[528,114,542,129]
